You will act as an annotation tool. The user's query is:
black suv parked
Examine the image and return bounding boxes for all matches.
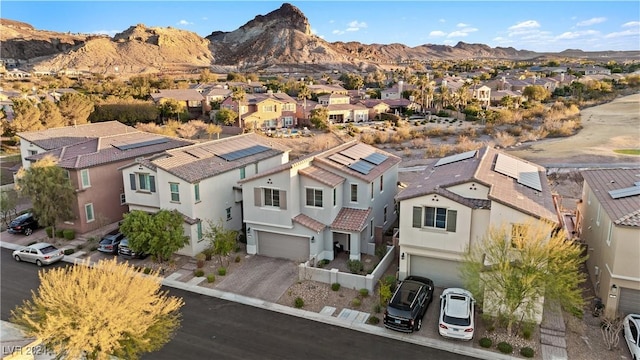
[383,276,434,333]
[97,229,125,254]
[8,212,39,236]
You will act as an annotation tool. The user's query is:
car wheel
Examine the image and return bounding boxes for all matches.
[416,318,422,331]
[14,255,21,262]
[24,228,33,236]
[36,260,43,267]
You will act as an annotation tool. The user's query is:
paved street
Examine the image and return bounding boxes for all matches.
[0,248,475,360]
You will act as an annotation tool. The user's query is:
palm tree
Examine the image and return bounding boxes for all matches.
[297,84,311,121]
[231,87,246,129]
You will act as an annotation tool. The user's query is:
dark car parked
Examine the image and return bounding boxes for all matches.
[118,238,148,259]
[97,229,125,254]
[7,212,39,236]
[383,276,434,333]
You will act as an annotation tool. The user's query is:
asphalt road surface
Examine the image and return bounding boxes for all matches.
[1,248,473,360]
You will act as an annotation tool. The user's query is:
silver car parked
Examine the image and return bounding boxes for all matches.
[12,242,64,266]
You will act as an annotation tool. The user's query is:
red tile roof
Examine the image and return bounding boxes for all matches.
[293,214,326,233]
[299,166,345,187]
[331,207,371,232]
[18,121,134,150]
[581,169,640,227]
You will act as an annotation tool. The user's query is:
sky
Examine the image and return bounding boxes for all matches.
[2,1,639,53]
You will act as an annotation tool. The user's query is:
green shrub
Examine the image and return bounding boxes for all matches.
[45,227,53,238]
[367,316,380,325]
[207,274,216,283]
[294,297,304,308]
[497,342,513,354]
[317,259,330,268]
[143,267,152,274]
[479,337,492,348]
[90,245,98,252]
[194,269,205,277]
[331,283,341,291]
[351,298,361,307]
[62,229,75,240]
[359,288,369,297]
[520,347,535,358]
[63,248,75,255]
[234,255,241,263]
[373,304,381,313]
[522,322,535,340]
[383,275,397,292]
[217,267,227,276]
[347,259,364,273]
[202,247,214,260]
[55,229,64,238]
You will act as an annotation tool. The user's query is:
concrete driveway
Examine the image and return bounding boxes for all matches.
[215,255,298,303]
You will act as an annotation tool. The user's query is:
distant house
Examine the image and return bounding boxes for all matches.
[150,89,206,119]
[17,121,193,234]
[308,84,349,96]
[221,92,298,129]
[120,133,290,257]
[577,169,640,318]
[240,141,401,262]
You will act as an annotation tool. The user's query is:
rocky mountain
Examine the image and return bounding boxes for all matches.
[1,3,638,76]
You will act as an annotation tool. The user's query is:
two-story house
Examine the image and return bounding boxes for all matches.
[120,133,290,257]
[150,89,206,119]
[18,121,193,234]
[577,169,640,317]
[239,141,401,262]
[221,92,297,130]
[395,146,558,288]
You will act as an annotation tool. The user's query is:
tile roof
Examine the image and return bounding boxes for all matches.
[150,89,204,102]
[27,132,193,169]
[152,133,291,183]
[299,166,345,187]
[293,214,326,232]
[313,141,402,183]
[581,169,640,227]
[17,121,134,150]
[331,207,371,232]
[396,146,557,223]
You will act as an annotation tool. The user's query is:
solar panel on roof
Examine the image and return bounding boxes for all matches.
[495,153,543,191]
[329,153,353,166]
[363,153,388,165]
[609,186,640,199]
[518,171,542,192]
[348,160,375,175]
[217,145,269,161]
[494,153,520,179]
[340,143,375,160]
[434,150,477,167]
[113,138,169,151]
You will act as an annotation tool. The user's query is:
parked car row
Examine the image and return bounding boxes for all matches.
[98,229,148,259]
[383,276,476,341]
[7,212,39,236]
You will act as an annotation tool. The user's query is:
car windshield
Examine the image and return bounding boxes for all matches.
[40,245,58,254]
[99,238,114,244]
[444,314,471,326]
[120,239,129,246]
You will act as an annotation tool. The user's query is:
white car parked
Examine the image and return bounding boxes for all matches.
[624,314,640,360]
[439,288,476,341]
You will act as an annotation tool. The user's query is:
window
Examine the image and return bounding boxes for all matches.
[596,204,601,226]
[85,203,94,222]
[194,183,200,202]
[333,188,337,207]
[197,222,203,240]
[81,169,91,188]
[412,206,457,232]
[120,193,126,205]
[384,205,388,223]
[283,117,293,127]
[370,219,374,239]
[240,167,246,180]
[606,221,613,246]
[380,175,384,192]
[350,184,358,202]
[226,207,232,221]
[170,183,180,202]
[63,170,70,179]
[262,104,275,112]
[370,182,374,200]
[264,188,280,207]
[306,188,323,207]
[28,150,37,156]
[132,173,156,192]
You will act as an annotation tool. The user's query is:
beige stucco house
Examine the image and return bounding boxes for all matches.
[577,169,640,317]
[239,141,400,263]
[395,146,558,289]
[120,133,291,257]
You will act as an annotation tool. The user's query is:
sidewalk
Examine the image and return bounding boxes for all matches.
[1,232,521,360]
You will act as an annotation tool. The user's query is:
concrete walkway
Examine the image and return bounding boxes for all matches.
[540,301,568,360]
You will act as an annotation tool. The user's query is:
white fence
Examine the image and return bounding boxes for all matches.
[298,245,396,292]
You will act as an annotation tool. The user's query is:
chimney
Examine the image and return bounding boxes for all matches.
[398,80,404,95]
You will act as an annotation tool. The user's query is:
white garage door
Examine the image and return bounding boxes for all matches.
[257,231,309,261]
[409,256,463,289]
[619,287,640,315]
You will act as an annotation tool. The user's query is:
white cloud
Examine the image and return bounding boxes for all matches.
[447,30,469,38]
[439,19,446,23]
[177,20,193,26]
[604,29,639,39]
[556,30,600,40]
[348,20,367,29]
[332,29,344,35]
[201,17,208,21]
[576,17,606,26]
[622,21,640,27]
[92,30,120,36]
[456,23,470,28]
[508,20,540,31]
[429,30,446,37]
